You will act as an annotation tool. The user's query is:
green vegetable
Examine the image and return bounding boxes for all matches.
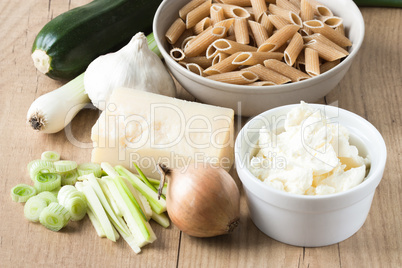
[133,163,165,200]
[11,184,37,202]
[353,0,402,7]
[34,173,61,192]
[39,202,71,231]
[31,0,162,80]
[41,151,60,162]
[151,211,170,228]
[59,169,79,186]
[77,163,102,177]
[37,191,58,205]
[58,186,87,221]
[28,160,55,180]
[54,160,78,173]
[24,196,48,222]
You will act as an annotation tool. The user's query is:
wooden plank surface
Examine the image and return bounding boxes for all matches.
[0,0,401,267]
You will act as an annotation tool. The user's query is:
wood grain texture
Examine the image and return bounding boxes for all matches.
[0,1,401,267]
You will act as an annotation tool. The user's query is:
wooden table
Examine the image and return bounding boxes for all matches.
[1,1,401,267]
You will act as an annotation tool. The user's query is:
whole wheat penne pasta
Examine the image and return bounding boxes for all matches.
[194,17,212,35]
[211,5,226,25]
[258,24,300,52]
[204,52,241,75]
[308,33,349,55]
[212,52,230,65]
[215,18,235,30]
[170,48,186,61]
[186,63,205,76]
[173,29,194,49]
[213,38,257,54]
[304,39,348,61]
[214,4,251,18]
[320,59,340,73]
[289,0,301,8]
[335,24,345,36]
[233,51,284,65]
[243,7,255,21]
[264,59,310,81]
[248,81,277,86]
[299,28,310,36]
[304,20,352,47]
[182,35,197,50]
[166,18,186,44]
[206,43,219,58]
[185,26,227,57]
[178,61,188,68]
[186,0,212,29]
[234,18,250,44]
[226,34,237,41]
[304,48,320,77]
[268,15,290,30]
[295,52,306,70]
[248,21,269,47]
[300,0,314,35]
[260,13,274,36]
[269,4,303,27]
[206,70,258,84]
[183,56,213,69]
[220,0,251,6]
[309,0,333,17]
[284,32,303,66]
[244,64,291,84]
[276,0,300,15]
[320,16,343,28]
[250,0,268,22]
[179,0,206,20]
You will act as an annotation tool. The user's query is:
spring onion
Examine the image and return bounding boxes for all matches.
[77,162,102,177]
[37,191,58,205]
[58,185,87,221]
[11,184,37,202]
[115,165,167,214]
[97,179,122,217]
[29,160,56,180]
[151,211,170,228]
[133,163,165,200]
[34,173,61,192]
[24,196,48,222]
[41,151,60,162]
[122,178,152,220]
[59,169,79,186]
[27,33,163,134]
[54,160,78,172]
[50,187,61,197]
[39,202,71,231]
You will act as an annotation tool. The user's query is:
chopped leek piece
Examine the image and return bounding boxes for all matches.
[50,187,61,197]
[86,206,106,238]
[151,211,170,228]
[101,162,120,178]
[123,178,152,220]
[58,185,87,221]
[97,179,122,217]
[77,163,102,177]
[133,163,165,200]
[115,165,167,214]
[59,169,78,185]
[41,151,60,162]
[24,196,48,222]
[39,202,71,231]
[34,173,61,192]
[11,184,37,202]
[54,160,78,172]
[29,160,56,180]
[37,191,58,205]
[116,176,147,221]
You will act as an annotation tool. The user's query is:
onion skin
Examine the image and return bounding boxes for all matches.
[158,163,240,237]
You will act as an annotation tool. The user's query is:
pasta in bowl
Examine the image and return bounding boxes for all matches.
[153,0,364,116]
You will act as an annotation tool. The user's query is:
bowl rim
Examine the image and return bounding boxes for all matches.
[153,0,365,94]
[234,103,387,201]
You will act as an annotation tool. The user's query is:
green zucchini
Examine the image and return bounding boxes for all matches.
[32,0,162,80]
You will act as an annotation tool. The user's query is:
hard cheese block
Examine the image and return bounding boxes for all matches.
[91,87,235,178]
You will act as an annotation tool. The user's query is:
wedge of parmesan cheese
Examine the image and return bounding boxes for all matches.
[91,87,235,178]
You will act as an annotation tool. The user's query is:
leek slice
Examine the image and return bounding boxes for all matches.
[39,202,71,231]
[151,211,170,228]
[58,185,87,221]
[11,184,37,202]
[77,163,102,177]
[24,196,48,222]
[101,162,120,178]
[97,179,122,217]
[41,151,60,162]
[115,165,167,214]
[59,169,78,186]
[123,178,152,221]
[37,191,58,205]
[34,173,61,192]
[54,160,78,172]
[29,160,56,180]
[133,163,165,200]
[86,206,105,238]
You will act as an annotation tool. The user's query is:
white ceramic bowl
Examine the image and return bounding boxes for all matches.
[153,0,365,117]
[234,104,387,247]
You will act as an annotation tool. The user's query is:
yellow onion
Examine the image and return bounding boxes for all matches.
[157,163,240,237]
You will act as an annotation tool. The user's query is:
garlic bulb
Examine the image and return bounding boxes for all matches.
[84,32,176,110]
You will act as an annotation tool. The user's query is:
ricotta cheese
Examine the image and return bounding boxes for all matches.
[249,101,370,195]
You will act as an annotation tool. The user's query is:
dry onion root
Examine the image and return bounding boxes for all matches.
[157,163,240,237]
